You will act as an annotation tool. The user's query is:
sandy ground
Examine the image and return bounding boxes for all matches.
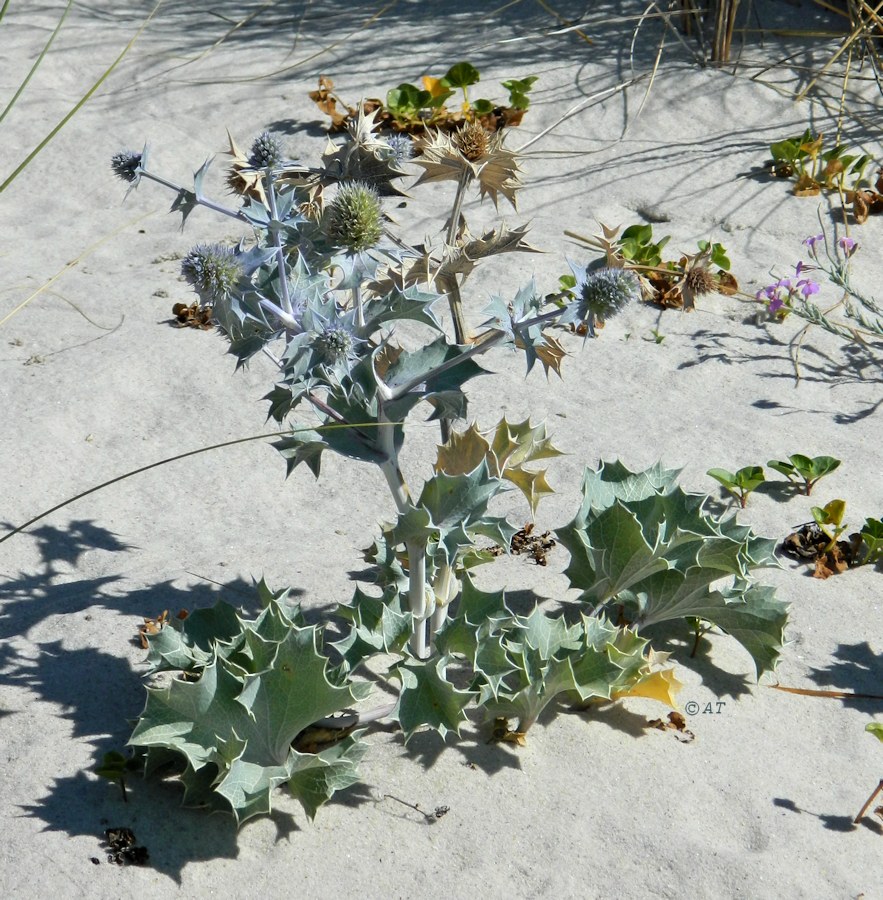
[1,1,881,897]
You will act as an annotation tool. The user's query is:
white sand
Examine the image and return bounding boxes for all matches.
[1,2,880,897]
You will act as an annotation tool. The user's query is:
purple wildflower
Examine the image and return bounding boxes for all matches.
[803,233,824,250]
[837,236,857,256]
[798,279,820,298]
[768,296,785,314]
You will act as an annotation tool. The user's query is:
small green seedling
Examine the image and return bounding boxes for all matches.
[859,517,883,564]
[645,328,665,344]
[768,130,871,196]
[95,750,141,802]
[811,498,848,552]
[618,223,670,268]
[767,454,841,495]
[707,466,766,508]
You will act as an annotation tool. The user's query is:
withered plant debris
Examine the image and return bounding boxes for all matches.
[648,711,695,743]
[104,827,149,866]
[292,722,357,754]
[488,716,527,746]
[138,609,188,649]
[510,523,556,565]
[850,170,883,224]
[780,524,863,579]
[172,302,215,329]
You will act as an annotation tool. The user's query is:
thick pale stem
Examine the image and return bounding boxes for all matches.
[376,401,429,658]
[407,540,428,658]
[264,174,293,317]
[442,169,472,344]
[428,561,456,648]
[353,281,364,328]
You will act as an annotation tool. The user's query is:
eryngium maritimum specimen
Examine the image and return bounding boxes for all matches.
[181,244,244,304]
[324,182,383,253]
[569,265,640,336]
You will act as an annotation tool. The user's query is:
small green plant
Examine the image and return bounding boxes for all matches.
[707,466,766,508]
[767,454,841,495]
[94,750,142,802]
[811,499,848,552]
[768,129,872,197]
[310,62,537,134]
[859,517,883,565]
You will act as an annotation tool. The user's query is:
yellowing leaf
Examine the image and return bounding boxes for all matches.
[502,467,555,514]
[613,668,683,708]
[435,423,490,475]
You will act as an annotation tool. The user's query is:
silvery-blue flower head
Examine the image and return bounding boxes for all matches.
[248,131,285,169]
[181,244,243,303]
[111,150,142,183]
[384,134,414,167]
[573,265,640,321]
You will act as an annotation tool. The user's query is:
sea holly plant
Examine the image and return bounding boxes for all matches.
[706,465,766,508]
[110,117,787,827]
[767,454,841,496]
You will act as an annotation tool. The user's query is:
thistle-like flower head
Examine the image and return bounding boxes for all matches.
[313,322,358,366]
[383,133,415,168]
[454,122,491,161]
[248,131,285,170]
[324,182,383,253]
[684,264,716,297]
[111,150,143,183]
[563,263,639,337]
[181,244,244,303]
[414,127,522,209]
[575,266,640,319]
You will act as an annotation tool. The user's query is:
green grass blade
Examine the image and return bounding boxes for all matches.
[0,0,11,26]
[0,0,73,127]
[0,1,163,194]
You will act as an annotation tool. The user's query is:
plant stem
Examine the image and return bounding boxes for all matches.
[138,168,246,222]
[376,403,428,658]
[441,169,472,345]
[264,173,294,316]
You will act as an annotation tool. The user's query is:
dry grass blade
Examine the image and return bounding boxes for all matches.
[0,210,157,328]
[0,0,71,127]
[770,685,883,700]
[0,1,163,193]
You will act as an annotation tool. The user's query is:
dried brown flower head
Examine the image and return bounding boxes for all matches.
[454,122,491,161]
[414,128,521,209]
[684,265,716,297]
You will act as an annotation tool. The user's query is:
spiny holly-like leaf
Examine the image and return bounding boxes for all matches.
[435,422,490,475]
[144,601,242,674]
[332,586,412,671]
[557,461,787,677]
[286,731,368,820]
[130,599,364,826]
[392,656,475,742]
[435,418,563,513]
[437,224,538,280]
